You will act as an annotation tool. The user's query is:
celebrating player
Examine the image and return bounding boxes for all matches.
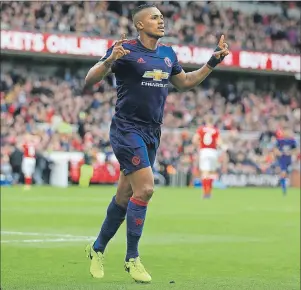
[193,116,220,198]
[84,4,229,283]
[274,127,297,195]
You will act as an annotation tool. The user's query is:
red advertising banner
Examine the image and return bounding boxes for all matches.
[1,30,300,73]
[1,30,114,57]
[172,45,300,73]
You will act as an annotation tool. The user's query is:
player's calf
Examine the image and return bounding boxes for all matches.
[126,167,154,260]
[24,176,32,190]
[201,172,211,198]
[125,197,152,283]
[93,195,127,253]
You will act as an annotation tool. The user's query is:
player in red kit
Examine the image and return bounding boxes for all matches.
[193,117,220,198]
[22,134,37,190]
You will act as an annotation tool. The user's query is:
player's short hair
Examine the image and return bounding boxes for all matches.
[131,3,157,20]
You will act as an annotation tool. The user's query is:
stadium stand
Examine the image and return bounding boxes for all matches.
[1,59,300,181]
[1,1,300,53]
[0,1,300,186]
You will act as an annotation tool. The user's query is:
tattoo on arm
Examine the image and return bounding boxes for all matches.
[103,59,114,69]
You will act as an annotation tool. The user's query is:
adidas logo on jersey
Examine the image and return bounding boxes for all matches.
[137,58,146,63]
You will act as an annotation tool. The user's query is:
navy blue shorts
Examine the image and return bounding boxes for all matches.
[110,118,160,176]
[278,155,292,172]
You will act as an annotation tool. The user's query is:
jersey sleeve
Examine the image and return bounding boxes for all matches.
[99,46,114,62]
[171,49,183,76]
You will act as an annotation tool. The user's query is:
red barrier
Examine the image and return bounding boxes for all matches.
[69,160,120,184]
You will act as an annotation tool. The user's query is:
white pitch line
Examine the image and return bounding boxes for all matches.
[1,231,94,239]
[1,231,95,244]
[1,231,267,245]
[1,237,93,244]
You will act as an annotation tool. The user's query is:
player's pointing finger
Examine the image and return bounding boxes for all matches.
[116,34,128,46]
[218,34,225,48]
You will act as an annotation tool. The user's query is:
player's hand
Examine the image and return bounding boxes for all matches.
[207,34,230,69]
[109,34,131,61]
[214,34,229,59]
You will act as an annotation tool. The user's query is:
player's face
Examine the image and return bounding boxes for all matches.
[141,8,165,39]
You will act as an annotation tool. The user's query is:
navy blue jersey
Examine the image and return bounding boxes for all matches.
[100,39,183,126]
[276,138,297,156]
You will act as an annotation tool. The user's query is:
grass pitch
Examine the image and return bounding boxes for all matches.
[1,186,300,290]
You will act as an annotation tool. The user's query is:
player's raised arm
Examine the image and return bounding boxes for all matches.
[85,34,130,87]
[170,35,229,91]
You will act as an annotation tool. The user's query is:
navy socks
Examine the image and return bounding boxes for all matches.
[125,197,148,261]
[93,196,127,253]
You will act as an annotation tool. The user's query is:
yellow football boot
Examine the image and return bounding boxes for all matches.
[124,257,152,283]
[85,243,104,278]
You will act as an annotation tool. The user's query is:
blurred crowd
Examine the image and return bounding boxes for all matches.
[1,61,300,182]
[1,1,300,53]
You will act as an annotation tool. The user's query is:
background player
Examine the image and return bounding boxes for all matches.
[84,4,229,283]
[274,127,297,195]
[21,133,37,190]
[193,116,220,198]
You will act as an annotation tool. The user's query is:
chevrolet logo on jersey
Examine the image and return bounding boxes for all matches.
[142,70,169,81]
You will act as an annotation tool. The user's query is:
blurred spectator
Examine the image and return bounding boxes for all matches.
[1,58,300,177]
[1,1,300,53]
[1,154,13,180]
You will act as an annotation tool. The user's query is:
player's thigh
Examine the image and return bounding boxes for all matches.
[21,158,27,173]
[110,130,151,176]
[115,172,133,208]
[128,167,154,202]
[199,152,210,172]
[209,155,218,172]
[22,158,36,176]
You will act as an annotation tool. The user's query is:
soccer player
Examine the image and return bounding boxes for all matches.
[193,116,220,198]
[84,4,229,283]
[274,127,297,195]
[21,133,36,190]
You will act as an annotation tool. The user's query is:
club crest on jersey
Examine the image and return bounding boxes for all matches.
[164,57,172,67]
[132,156,141,166]
[142,69,169,81]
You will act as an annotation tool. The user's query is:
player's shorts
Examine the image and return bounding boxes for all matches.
[278,155,292,172]
[199,148,218,172]
[22,157,36,177]
[110,117,160,176]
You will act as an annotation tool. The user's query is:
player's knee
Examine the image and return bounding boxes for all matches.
[136,186,154,202]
